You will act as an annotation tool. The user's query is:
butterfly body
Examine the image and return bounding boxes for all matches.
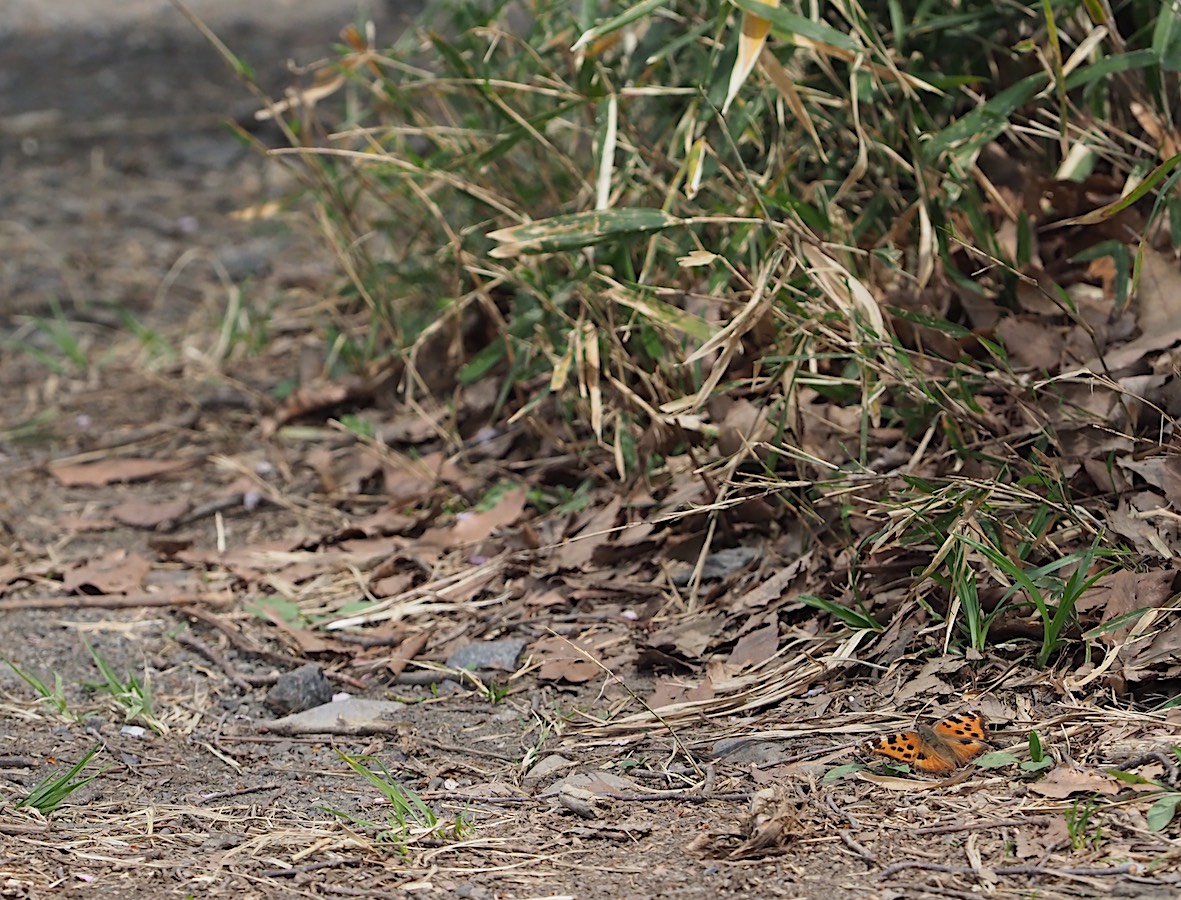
[865,713,989,774]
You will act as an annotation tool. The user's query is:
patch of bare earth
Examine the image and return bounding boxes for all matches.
[5,9,1181,900]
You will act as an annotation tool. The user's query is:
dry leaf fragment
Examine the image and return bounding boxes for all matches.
[418,487,526,548]
[262,698,408,736]
[50,457,195,486]
[1026,767,1122,799]
[533,635,603,683]
[111,499,192,529]
[386,629,430,680]
[726,622,780,670]
[62,551,152,594]
[1076,569,1179,633]
[257,604,339,655]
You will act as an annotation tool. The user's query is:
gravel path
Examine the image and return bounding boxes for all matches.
[0,0,388,36]
[0,0,414,121]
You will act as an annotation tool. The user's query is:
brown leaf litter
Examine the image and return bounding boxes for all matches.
[12,135,1181,896]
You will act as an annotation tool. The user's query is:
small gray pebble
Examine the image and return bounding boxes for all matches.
[445,638,527,672]
[265,664,333,715]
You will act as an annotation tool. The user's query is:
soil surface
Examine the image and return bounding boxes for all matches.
[2,6,1180,900]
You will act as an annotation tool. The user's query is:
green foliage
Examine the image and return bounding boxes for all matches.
[799,594,883,632]
[1064,796,1104,851]
[84,641,166,735]
[3,658,76,722]
[233,0,1179,653]
[956,533,1118,667]
[1107,756,1181,832]
[337,414,376,440]
[321,751,473,854]
[17,746,105,815]
[1020,730,1054,774]
[283,6,1163,382]
[10,297,92,374]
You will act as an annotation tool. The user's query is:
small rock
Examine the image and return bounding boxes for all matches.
[262,698,404,736]
[446,638,527,672]
[215,238,277,281]
[670,546,761,586]
[523,753,574,787]
[265,664,333,715]
[708,738,787,767]
[170,134,247,170]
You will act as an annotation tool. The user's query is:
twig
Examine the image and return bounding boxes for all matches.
[424,740,516,763]
[0,823,49,836]
[181,606,366,689]
[174,631,263,690]
[879,860,1163,880]
[0,592,229,611]
[826,792,861,829]
[915,816,1050,836]
[157,494,260,532]
[393,670,458,686]
[258,858,358,878]
[840,830,876,863]
[595,790,751,803]
[199,782,282,803]
[1115,751,1180,787]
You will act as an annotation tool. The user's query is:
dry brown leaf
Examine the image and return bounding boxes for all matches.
[62,550,152,594]
[645,614,723,662]
[50,457,195,486]
[111,498,192,529]
[1076,569,1178,634]
[533,635,602,684]
[1026,767,1122,799]
[559,496,622,570]
[386,629,430,679]
[714,397,772,457]
[1121,618,1181,682]
[1105,493,1178,560]
[370,571,416,599]
[548,771,639,797]
[1014,818,1071,859]
[1080,248,1181,372]
[612,518,656,548]
[257,604,338,655]
[649,675,714,709]
[356,504,419,536]
[524,589,567,608]
[731,552,812,611]
[726,622,779,670]
[418,487,526,548]
[262,376,373,434]
[995,316,1064,370]
[1118,456,1181,509]
[263,698,407,735]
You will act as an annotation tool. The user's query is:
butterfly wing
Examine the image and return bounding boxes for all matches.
[931,713,990,765]
[866,730,958,773]
[866,713,989,773]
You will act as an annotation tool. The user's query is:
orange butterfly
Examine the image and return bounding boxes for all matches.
[865,712,989,774]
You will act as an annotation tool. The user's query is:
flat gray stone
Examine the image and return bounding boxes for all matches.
[446,638,527,672]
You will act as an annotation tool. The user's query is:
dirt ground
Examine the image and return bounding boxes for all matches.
[3,6,1181,900]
